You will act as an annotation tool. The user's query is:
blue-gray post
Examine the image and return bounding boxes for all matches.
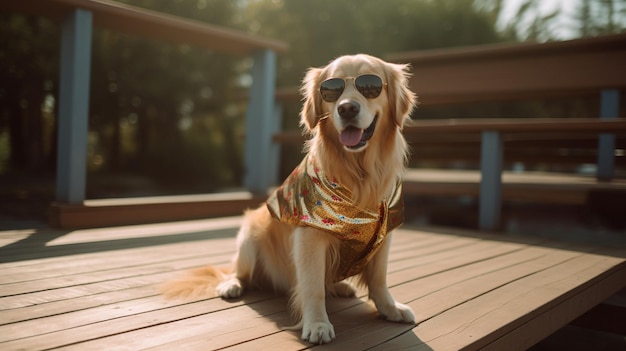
[243,49,280,195]
[479,131,503,231]
[597,89,619,181]
[56,9,93,203]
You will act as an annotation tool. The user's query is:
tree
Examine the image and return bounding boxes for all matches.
[576,0,626,37]
[0,0,247,198]
[241,0,506,87]
[0,15,60,173]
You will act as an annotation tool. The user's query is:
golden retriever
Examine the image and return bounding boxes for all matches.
[162,54,417,344]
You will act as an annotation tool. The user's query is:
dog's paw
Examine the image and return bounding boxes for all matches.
[377,301,415,323]
[301,321,335,344]
[329,281,357,298]
[215,277,243,299]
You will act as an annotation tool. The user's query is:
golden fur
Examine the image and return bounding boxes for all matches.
[162,54,417,344]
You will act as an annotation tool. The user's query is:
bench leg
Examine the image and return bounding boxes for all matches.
[597,89,619,181]
[479,131,503,231]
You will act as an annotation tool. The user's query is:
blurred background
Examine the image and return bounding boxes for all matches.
[1,0,625,221]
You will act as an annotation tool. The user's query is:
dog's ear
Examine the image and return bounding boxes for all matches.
[299,67,324,132]
[386,63,417,128]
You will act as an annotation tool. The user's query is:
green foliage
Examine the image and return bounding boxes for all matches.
[575,0,626,37]
[490,0,626,41]
[242,0,505,87]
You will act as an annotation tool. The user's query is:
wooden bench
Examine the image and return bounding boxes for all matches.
[402,118,626,230]
[1,218,625,350]
[386,35,626,230]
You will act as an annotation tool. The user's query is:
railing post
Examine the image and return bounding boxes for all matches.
[243,49,279,195]
[479,130,503,231]
[56,9,93,203]
[597,89,619,181]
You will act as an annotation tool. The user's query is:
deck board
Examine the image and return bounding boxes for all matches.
[1,218,625,350]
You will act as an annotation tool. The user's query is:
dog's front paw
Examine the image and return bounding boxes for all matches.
[301,321,335,344]
[377,301,415,323]
[215,277,243,299]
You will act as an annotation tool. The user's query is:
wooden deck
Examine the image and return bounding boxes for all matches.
[1,218,625,350]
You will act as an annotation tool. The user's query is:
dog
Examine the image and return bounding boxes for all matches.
[162,54,417,344]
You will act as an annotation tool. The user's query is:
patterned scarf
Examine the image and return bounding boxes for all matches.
[266,155,404,281]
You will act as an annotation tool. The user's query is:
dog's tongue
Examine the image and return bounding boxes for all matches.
[339,127,364,147]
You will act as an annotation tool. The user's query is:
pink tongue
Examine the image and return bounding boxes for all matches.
[339,127,364,147]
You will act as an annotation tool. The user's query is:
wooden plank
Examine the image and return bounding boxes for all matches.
[482,269,626,350]
[0,237,235,284]
[0,245,233,310]
[404,118,626,135]
[387,251,626,350]
[403,168,626,205]
[0,285,156,325]
[387,34,626,105]
[386,240,524,285]
[0,217,240,262]
[0,293,279,351]
[0,251,231,297]
[49,194,262,229]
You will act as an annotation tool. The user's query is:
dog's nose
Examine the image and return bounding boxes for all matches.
[337,100,360,121]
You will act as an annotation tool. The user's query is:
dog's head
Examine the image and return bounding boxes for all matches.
[300,54,416,152]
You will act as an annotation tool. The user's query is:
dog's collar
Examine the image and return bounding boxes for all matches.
[266,155,404,281]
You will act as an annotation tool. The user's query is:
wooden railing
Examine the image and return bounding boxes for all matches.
[2,0,288,228]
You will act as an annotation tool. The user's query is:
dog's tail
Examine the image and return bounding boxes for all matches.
[160,266,229,300]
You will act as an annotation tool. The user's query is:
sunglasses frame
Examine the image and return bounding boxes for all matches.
[319,74,387,103]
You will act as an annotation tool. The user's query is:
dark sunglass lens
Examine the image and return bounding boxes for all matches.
[355,75,383,98]
[320,78,345,102]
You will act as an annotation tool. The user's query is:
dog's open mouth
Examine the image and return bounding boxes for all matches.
[339,115,378,150]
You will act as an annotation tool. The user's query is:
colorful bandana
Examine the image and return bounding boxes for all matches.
[266,155,404,281]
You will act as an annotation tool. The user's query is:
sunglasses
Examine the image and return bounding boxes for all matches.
[319,74,386,102]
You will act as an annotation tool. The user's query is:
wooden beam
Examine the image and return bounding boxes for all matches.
[49,192,264,229]
[387,34,626,106]
[403,118,626,135]
[0,0,287,55]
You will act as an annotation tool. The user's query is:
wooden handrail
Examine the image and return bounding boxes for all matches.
[386,33,626,64]
[0,0,288,55]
